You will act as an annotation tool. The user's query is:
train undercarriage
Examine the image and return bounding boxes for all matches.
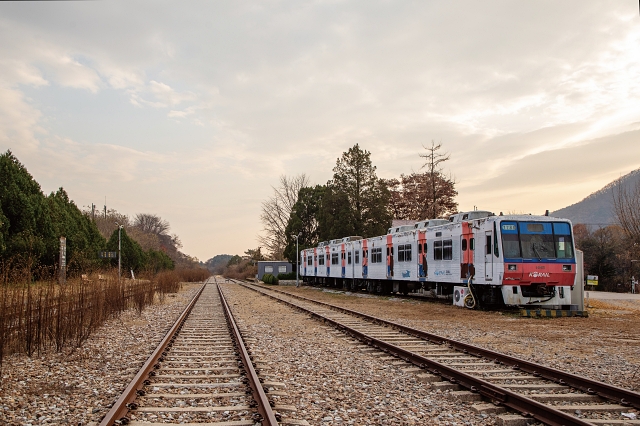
[302,276,505,308]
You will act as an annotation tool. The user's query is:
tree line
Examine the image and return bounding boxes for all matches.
[0,151,199,281]
[256,142,640,294]
[574,181,640,292]
[258,142,457,264]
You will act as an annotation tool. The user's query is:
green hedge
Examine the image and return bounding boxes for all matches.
[277,271,297,280]
[261,273,279,285]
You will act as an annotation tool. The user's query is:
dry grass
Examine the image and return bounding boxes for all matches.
[586,299,640,319]
[223,260,257,280]
[0,267,209,369]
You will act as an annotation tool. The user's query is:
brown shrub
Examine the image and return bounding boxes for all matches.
[0,265,207,370]
[175,268,209,283]
[223,260,257,280]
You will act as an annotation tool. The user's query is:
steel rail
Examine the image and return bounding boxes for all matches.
[99,283,206,426]
[242,282,638,426]
[253,283,640,409]
[217,285,279,426]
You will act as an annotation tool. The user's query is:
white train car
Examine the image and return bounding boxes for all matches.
[300,211,577,309]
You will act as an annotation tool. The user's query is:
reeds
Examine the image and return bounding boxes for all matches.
[0,266,208,369]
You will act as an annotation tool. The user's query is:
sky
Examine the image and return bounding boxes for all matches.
[1,1,640,261]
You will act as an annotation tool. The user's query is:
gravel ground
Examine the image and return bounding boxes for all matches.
[222,283,503,426]
[0,284,200,426]
[277,286,640,393]
[1,281,637,425]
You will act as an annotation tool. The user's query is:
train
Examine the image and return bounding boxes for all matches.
[299,210,578,309]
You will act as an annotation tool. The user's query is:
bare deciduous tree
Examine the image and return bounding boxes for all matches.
[613,179,640,250]
[419,140,456,220]
[259,174,309,260]
[133,213,170,236]
[385,171,457,221]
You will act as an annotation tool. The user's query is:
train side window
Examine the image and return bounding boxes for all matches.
[423,242,427,253]
[371,247,382,263]
[470,238,475,250]
[348,252,352,264]
[443,239,453,260]
[461,239,468,251]
[331,253,339,265]
[355,250,360,264]
[405,244,412,261]
[486,235,492,255]
[418,243,422,253]
[434,240,443,260]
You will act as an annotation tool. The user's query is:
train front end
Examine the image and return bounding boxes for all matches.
[499,218,577,309]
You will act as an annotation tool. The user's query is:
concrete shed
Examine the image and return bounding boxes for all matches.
[257,261,292,280]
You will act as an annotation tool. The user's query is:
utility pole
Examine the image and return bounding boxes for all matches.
[295,234,300,287]
[59,237,67,284]
[115,222,123,285]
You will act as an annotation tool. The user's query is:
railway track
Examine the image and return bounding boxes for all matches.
[240,281,640,426]
[99,279,305,426]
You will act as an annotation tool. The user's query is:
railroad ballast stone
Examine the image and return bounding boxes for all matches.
[281,285,640,392]
[222,283,504,425]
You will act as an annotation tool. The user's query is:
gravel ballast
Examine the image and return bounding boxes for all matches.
[1,281,638,425]
[273,286,640,392]
[222,283,502,425]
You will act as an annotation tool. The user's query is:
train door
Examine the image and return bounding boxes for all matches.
[484,230,493,281]
[326,246,330,277]
[313,248,318,276]
[350,243,355,278]
[362,240,369,278]
[461,222,475,281]
[386,235,394,279]
[341,243,346,278]
[417,230,427,278]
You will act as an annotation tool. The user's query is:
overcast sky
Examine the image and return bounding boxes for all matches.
[1,1,640,261]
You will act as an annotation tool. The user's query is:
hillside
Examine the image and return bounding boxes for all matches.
[552,168,640,225]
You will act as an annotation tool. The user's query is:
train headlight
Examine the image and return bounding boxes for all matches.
[508,264,517,271]
[562,265,572,271]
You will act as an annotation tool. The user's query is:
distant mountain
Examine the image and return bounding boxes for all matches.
[552,168,640,226]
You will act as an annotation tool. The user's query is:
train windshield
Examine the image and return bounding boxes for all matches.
[500,221,574,260]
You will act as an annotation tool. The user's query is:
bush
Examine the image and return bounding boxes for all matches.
[176,268,209,282]
[277,271,297,280]
[223,259,257,280]
[261,273,279,285]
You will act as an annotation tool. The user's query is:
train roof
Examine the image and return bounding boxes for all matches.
[448,210,495,222]
[493,214,573,223]
[414,219,449,229]
[387,225,414,234]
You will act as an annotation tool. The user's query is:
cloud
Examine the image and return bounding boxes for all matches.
[1,1,640,260]
[0,87,42,151]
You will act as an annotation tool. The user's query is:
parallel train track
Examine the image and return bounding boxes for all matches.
[99,279,304,426]
[240,281,640,426]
